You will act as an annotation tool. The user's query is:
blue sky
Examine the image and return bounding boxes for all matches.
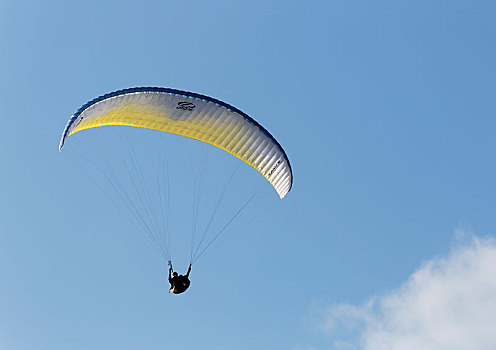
[1,1,496,349]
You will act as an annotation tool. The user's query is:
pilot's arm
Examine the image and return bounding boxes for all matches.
[168,266,173,283]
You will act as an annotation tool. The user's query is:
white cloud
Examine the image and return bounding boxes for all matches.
[319,233,496,350]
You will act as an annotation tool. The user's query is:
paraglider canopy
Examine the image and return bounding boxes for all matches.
[59,87,292,198]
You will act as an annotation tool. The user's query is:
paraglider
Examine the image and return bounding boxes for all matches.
[59,87,292,293]
[168,261,192,294]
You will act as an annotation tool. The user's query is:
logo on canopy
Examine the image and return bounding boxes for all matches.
[267,159,282,178]
[176,102,196,111]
